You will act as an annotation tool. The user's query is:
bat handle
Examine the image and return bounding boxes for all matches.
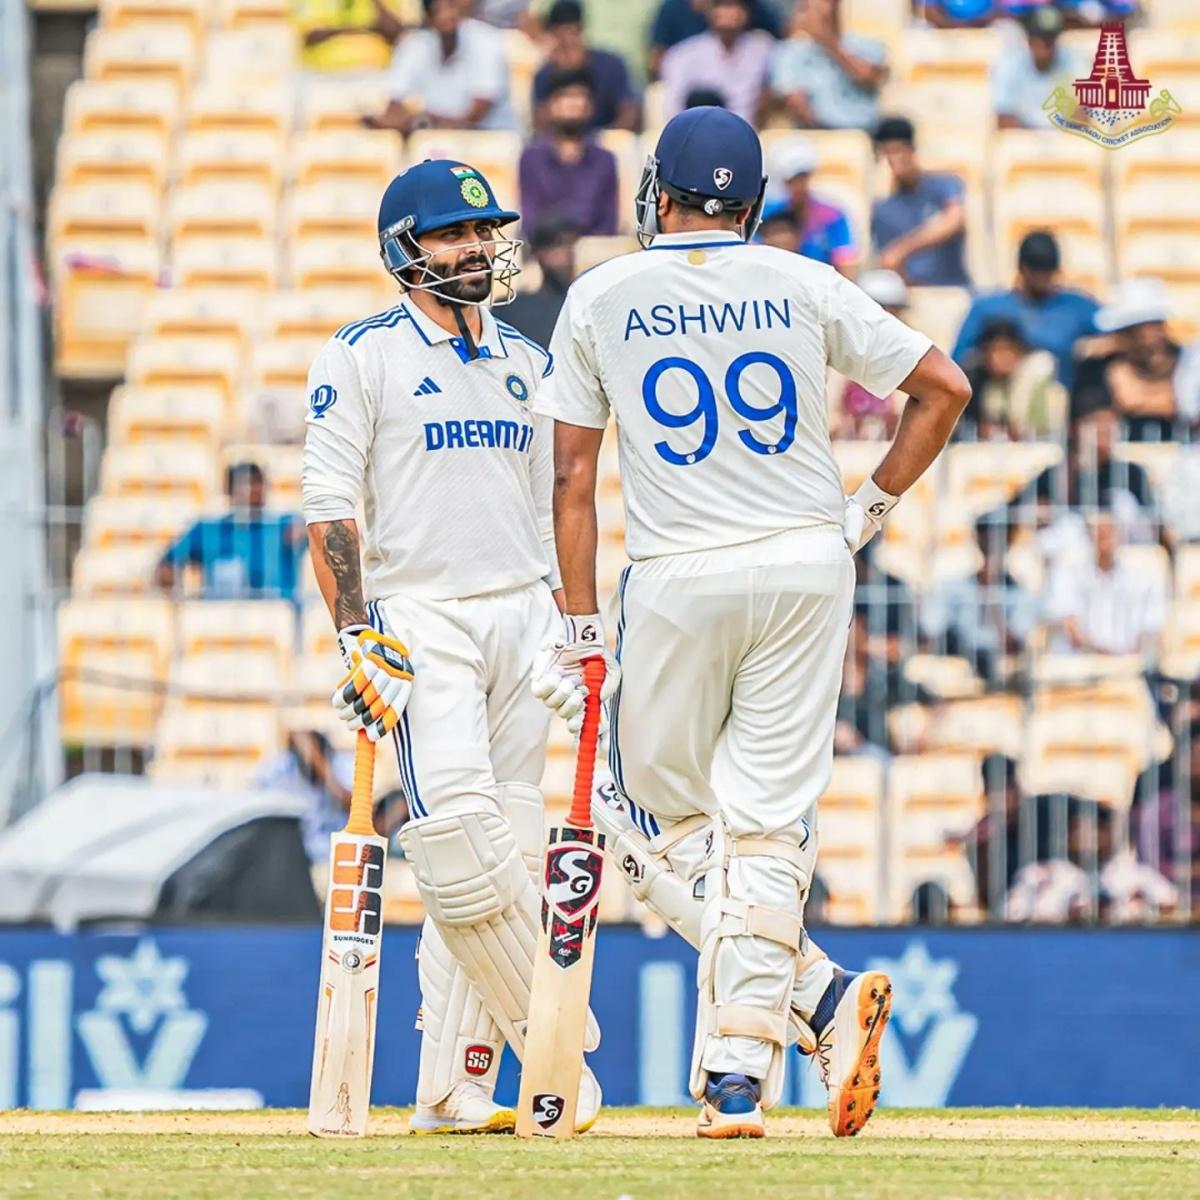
[344,730,378,837]
[567,657,606,829]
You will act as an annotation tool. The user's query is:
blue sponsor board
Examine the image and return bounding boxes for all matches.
[0,926,1195,1110]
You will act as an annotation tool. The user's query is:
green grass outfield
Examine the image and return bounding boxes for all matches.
[1,1108,1196,1200]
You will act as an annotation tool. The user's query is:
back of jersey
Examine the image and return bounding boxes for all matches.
[535,231,931,561]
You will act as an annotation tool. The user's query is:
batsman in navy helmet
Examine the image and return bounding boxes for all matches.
[532,107,972,1139]
[302,158,603,1136]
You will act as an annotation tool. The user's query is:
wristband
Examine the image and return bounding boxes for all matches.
[563,613,605,648]
[852,477,900,523]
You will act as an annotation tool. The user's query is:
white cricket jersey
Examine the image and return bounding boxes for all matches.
[534,230,932,561]
[302,299,559,602]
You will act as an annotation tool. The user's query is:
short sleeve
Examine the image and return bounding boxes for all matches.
[935,174,966,205]
[302,337,376,524]
[532,288,610,429]
[823,270,933,400]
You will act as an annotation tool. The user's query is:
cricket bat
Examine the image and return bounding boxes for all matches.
[307,731,385,1138]
[516,657,607,1139]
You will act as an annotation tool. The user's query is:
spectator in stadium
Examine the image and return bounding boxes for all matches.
[758,208,801,251]
[924,0,997,28]
[519,70,618,237]
[1136,720,1200,909]
[293,0,404,72]
[993,5,1086,130]
[659,0,774,124]
[1072,279,1188,443]
[369,0,514,132]
[761,137,858,274]
[919,517,1038,685]
[959,317,1068,441]
[870,115,970,287]
[1046,511,1166,657]
[829,270,910,439]
[1001,0,1137,27]
[156,462,307,601]
[648,0,781,77]
[953,231,1098,388]
[964,755,1025,915]
[767,0,887,131]
[502,216,577,347]
[531,1,639,131]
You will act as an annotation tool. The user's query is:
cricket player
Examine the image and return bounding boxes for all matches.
[302,159,601,1135]
[532,108,970,1139]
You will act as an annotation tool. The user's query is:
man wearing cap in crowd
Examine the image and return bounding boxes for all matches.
[759,137,859,276]
[954,230,1099,388]
[993,5,1087,130]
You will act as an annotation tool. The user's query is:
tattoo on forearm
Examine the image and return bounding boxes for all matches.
[322,520,368,629]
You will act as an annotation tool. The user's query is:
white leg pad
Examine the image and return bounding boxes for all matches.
[415,917,503,1108]
[400,807,599,1058]
[689,825,817,1110]
[498,781,545,884]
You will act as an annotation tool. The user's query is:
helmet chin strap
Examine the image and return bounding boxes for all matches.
[440,291,480,360]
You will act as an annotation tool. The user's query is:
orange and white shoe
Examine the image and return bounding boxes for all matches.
[808,968,892,1138]
[696,1073,765,1139]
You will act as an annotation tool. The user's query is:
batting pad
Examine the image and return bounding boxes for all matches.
[400,809,599,1059]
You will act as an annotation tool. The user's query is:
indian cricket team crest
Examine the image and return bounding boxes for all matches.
[504,372,530,404]
[460,176,490,208]
[1044,22,1182,148]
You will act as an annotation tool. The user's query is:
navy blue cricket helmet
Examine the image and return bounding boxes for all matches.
[634,107,767,247]
[378,159,522,305]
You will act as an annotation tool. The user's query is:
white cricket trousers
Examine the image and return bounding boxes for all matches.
[608,525,854,1083]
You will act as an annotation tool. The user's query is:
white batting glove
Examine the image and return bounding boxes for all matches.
[843,478,900,554]
[531,613,620,732]
[333,624,415,742]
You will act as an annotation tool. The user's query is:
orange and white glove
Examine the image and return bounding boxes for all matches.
[531,614,620,734]
[843,478,899,554]
[332,624,414,742]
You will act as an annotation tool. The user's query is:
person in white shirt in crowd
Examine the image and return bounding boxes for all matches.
[369,0,514,133]
[530,106,969,1139]
[993,6,1086,130]
[1046,511,1166,657]
[302,159,600,1136]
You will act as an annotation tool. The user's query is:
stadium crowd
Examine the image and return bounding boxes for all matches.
[44,0,1200,927]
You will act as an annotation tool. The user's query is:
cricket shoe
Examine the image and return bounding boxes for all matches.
[696,1072,765,1139]
[409,1082,516,1135]
[804,968,892,1138]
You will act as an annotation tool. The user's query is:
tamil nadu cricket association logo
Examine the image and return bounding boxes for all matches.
[1044,22,1181,149]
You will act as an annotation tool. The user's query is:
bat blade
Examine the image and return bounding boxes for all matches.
[308,734,384,1138]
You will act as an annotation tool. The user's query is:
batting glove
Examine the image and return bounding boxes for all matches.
[333,624,415,742]
[843,478,899,554]
[531,613,620,733]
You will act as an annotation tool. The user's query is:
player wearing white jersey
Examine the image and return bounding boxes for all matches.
[302,159,600,1135]
[532,109,970,1138]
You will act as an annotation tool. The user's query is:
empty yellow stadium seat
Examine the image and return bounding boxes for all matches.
[108,384,227,446]
[127,334,243,411]
[169,180,278,241]
[899,27,1001,87]
[817,757,885,923]
[250,337,327,396]
[53,237,160,378]
[176,129,287,190]
[63,78,180,138]
[993,129,1104,191]
[406,131,521,209]
[171,234,279,292]
[203,24,298,78]
[1130,30,1200,85]
[905,287,971,349]
[178,599,297,664]
[58,595,175,745]
[1176,544,1200,606]
[884,78,993,135]
[1120,231,1200,285]
[262,289,379,343]
[100,440,220,504]
[995,179,1105,262]
[1114,178,1197,242]
[290,129,403,189]
[144,287,260,346]
[300,78,394,131]
[100,0,211,35]
[83,494,199,550]
[301,596,339,658]
[84,23,197,93]
[151,704,282,786]
[50,180,161,244]
[170,648,285,706]
[288,234,383,291]
[573,236,638,276]
[56,129,170,190]
[71,544,164,595]
[917,694,1024,758]
[287,180,379,242]
[186,80,292,136]
[1112,130,1200,188]
[946,442,1064,517]
[216,0,290,27]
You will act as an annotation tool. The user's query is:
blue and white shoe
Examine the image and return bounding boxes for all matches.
[804,968,892,1138]
[696,1072,765,1139]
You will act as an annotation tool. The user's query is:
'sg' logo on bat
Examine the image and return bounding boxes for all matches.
[532,1093,564,1129]
[545,845,604,918]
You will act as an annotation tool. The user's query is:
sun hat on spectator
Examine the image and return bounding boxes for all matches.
[1095,278,1170,334]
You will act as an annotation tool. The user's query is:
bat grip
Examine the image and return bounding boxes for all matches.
[567,658,606,829]
[344,730,378,836]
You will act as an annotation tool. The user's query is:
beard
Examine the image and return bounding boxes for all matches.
[425,250,493,304]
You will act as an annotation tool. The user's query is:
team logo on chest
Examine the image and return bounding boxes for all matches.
[504,373,530,404]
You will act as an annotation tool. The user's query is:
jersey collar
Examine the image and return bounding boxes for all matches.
[401,299,509,361]
[647,230,745,250]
